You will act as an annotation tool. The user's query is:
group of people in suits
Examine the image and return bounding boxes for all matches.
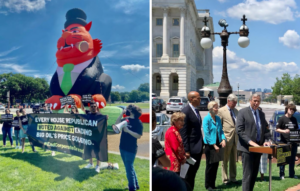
[153,91,298,191]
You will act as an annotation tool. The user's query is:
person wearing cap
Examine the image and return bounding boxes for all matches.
[114,104,143,191]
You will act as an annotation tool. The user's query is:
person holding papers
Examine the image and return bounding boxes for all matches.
[13,110,22,149]
[203,101,226,190]
[164,112,186,174]
[276,103,299,180]
[1,109,14,147]
[152,109,170,167]
[19,108,36,153]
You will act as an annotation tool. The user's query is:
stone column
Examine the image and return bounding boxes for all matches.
[178,73,187,97]
[160,71,170,100]
[161,7,169,63]
[179,7,186,63]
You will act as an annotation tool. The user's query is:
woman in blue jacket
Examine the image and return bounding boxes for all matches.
[203,101,226,190]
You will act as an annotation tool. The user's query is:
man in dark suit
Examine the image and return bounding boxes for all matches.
[236,94,271,191]
[179,91,203,190]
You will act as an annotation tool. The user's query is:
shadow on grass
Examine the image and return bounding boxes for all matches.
[0,148,99,182]
[215,180,242,190]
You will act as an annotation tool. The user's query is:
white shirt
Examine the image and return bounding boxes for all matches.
[226,104,236,121]
[56,58,93,86]
[189,103,200,120]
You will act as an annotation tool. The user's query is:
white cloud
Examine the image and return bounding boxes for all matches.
[215,11,226,17]
[0,0,48,13]
[121,64,149,72]
[226,0,297,24]
[106,40,145,47]
[0,63,37,73]
[34,74,52,82]
[0,46,21,57]
[279,30,300,49]
[99,50,117,58]
[0,57,17,62]
[112,84,125,90]
[0,10,8,15]
[112,0,147,14]
[139,46,149,54]
[212,46,300,89]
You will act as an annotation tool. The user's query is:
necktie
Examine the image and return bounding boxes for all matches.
[254,110,260,142]
[194,108,200,121]
[230,109,235,125]
[61,64,74,95]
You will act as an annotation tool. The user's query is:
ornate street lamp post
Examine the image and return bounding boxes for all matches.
[200,15,250,107]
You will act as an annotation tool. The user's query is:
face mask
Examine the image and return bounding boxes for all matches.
[126,110,131,116]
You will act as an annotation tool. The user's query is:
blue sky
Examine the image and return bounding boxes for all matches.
[196,0,300,91]
[0,0,149,92]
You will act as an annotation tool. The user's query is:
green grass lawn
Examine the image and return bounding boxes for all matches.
[194,160,300,191]
[107,103,149,109]
[142,123,149,133]
[0,135,149,191]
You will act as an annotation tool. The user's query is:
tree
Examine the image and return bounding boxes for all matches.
[292,75,300,104]
[110,91,121,103]
[129,90,139,102]
[137,83,149,92]
[0,73,50,104]
[120,92,130,102]
[139,91,149,101]
[271,73,300,105]
[271,73,293,95]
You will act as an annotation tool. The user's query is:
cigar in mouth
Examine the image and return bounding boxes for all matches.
[75,41,89,52]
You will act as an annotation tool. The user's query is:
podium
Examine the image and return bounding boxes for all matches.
[249,145,291,191]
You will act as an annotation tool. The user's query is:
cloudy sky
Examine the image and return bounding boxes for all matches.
[196,0,300,91]
[0,0,149,92]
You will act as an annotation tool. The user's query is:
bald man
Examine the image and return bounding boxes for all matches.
[179,91,204,190]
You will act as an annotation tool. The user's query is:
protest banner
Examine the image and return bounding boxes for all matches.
[0,114,13,122]
[60,96,76,106]
[82,94,93,103]
[27,113,108,161]
[288,130,300,142]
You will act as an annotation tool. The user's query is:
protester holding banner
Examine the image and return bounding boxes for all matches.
[64,104,79,114]
[40,104,56,156]
[114,104,143,191]
[41,104,53,114]
[164,112,186,174]
[276,103,299,179]
[84,101,104,173]
[203,101,226,190]
[152,109,170,167]
[1,109,14,147]
[14,110,22,149]
[19,108,36,153]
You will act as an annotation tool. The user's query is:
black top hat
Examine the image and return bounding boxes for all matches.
[64,8,87,29]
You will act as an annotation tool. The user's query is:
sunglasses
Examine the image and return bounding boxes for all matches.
[90,105,97,108]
